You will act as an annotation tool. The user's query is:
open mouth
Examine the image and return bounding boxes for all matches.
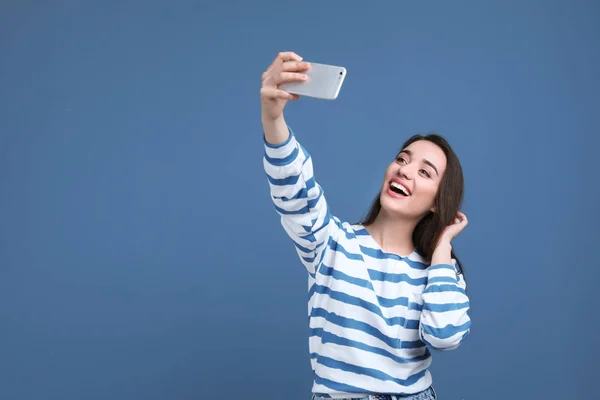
[389,181,410,196]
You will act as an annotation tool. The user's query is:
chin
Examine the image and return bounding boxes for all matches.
[379,191,429,220]
[379,193,410,217]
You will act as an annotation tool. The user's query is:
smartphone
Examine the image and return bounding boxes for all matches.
[279,62,347,100]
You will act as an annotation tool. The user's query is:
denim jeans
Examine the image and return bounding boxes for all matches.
[311,386,437,400]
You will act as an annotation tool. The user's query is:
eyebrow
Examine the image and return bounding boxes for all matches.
[399,149,439,176]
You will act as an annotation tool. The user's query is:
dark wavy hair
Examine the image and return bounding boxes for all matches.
[359,133,465,276]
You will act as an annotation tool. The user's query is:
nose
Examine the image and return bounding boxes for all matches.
[397,164,415,180]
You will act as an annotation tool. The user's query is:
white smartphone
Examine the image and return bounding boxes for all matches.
[279,61,347,100]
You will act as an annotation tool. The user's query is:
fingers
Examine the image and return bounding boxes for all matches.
[260,51,306,102]
[267,52,303,70]
[262,70,308,88]
[456,211,468,225]
[450,212,468,225]
[260,87,300,101]
[276,72,309,84]
[281,61,311,72]
[262,52,310,89]
[276,51,303,62]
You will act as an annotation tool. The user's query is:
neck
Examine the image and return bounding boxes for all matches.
[364,209,418,257]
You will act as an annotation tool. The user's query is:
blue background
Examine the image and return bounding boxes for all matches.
[1,1,598,399]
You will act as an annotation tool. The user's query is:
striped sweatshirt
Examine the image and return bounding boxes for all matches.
[263,127,471,398]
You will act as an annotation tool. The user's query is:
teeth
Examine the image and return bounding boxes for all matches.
[391,182,409,196]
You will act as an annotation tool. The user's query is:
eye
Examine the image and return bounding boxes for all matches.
[396,156,407,164]
[420,169,431,178]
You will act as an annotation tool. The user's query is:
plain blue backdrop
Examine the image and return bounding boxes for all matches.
[1,1,599,399]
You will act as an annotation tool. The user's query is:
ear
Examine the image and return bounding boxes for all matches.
[430,206,437,213]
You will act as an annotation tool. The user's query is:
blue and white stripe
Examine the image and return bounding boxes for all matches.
[264,127,471,398]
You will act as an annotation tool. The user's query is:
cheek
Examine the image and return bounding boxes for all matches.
[415,182,439,202]
[383,166,395,182]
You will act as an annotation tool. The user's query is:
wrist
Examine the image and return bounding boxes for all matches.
[261,108,284,125]
[436,237,452,250]
[431,238,452,267]
[262,114,289,146]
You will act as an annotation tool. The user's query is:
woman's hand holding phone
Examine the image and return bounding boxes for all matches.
[260,51,310,121]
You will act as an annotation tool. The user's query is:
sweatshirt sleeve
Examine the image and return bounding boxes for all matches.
[263,127,339,277]
[419,259,471,351]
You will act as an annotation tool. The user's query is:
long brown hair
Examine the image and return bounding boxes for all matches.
[359,133,465,276]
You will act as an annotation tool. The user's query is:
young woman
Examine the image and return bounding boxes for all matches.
[261,52,471,400]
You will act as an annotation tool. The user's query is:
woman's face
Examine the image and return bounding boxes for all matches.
[379,140,447,220]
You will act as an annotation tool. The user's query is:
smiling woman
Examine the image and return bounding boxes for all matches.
[261,51,471,400]
[361,133,466,273]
